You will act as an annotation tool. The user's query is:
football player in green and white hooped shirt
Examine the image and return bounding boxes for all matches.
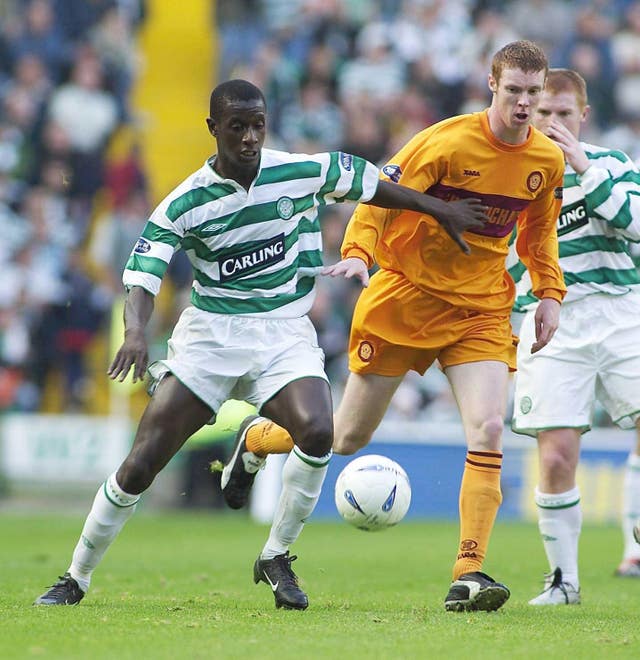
[509,69,640,605]
[34,79,488,609]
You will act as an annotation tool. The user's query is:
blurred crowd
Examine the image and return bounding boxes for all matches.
[0,0,146,412]
[2,0,640,423]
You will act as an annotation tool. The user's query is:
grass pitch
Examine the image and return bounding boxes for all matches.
[1,511,638,659]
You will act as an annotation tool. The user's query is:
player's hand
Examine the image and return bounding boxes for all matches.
[431,198,488,255]
[531,298,560,353]
[107,328,149,383]
[322,257,370,287]
[546,120,590,174]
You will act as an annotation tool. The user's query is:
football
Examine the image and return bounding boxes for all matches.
[334,454,411,531]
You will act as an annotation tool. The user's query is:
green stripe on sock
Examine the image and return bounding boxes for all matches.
[293,447,331,468]
[536,498,580,510]
[103,482,139,508]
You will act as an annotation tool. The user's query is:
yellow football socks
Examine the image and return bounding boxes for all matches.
[246,420,294,457]
[453,450,503,580]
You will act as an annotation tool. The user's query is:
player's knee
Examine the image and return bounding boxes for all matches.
[117,455,157,494]
[538,448,573,483]
[477,414,504,448]
[333,427,372,456]
[293,416,333,457]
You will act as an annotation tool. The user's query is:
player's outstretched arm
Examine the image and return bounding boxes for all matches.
[107,286,155,383]
[365,180,487,254]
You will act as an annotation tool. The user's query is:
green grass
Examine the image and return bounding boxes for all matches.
[1,511,638,659]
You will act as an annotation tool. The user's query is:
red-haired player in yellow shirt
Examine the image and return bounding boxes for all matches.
[221,41,566,612]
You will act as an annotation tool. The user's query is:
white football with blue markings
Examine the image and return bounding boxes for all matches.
[334,454,411,531]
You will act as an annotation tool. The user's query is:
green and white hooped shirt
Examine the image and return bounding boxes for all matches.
[510,141,640,311]
[123,148,380,318]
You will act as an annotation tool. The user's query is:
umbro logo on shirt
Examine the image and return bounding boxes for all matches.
[463,169,481,177]
[201,222,228,234]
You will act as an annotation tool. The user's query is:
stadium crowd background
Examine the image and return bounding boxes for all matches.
[1,0,640,425]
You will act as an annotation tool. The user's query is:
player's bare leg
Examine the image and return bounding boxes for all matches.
[333,373,403,455]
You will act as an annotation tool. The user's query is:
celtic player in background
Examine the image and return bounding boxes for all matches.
[34,79,487,610]
[511,69,640,605]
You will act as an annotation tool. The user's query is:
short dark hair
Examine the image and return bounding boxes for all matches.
[491,40,549,84]
[209,79,266,119]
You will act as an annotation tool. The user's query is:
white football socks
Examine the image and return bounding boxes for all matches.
[68,472,140,593]
[622,452,640,561]
[261,447,331,560]
[534,486,582,588]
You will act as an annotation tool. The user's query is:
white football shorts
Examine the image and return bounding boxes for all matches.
[512,290,640,436]
[148,306,328,416]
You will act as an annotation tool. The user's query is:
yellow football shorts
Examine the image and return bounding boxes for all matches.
[348,269,518,376]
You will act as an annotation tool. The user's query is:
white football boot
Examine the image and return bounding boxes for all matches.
[529,567,580,605]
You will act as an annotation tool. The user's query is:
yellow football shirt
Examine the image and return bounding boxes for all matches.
[342,109,566,314]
